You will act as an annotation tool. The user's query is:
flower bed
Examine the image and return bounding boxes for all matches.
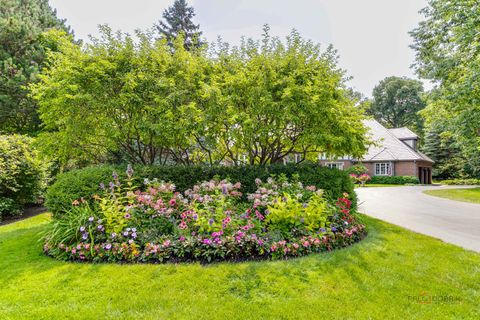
[44,166,366,263]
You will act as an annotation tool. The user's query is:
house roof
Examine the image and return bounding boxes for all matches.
[361,119,434,163]
[388,127,418,140]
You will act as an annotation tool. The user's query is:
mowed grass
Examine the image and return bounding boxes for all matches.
[424,187,480,204]
[1,214,479,319]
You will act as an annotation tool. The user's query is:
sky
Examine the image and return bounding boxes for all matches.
[48,0,430,97]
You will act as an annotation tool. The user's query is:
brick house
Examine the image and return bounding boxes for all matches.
[318,119,434,184]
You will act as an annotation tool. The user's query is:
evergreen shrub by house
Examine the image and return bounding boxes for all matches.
[46,164,356,216]
[0,135,47,219]
[367,175,419,185]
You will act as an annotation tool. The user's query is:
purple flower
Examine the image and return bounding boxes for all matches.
[128,239,134,244]
[331,227,337,232]
[109,181,115,190]
[79,226,85,232]
[208,218,214,226]
[123,231,129,237]
[111,232,117,238]
[179,236,186,241]
[112,171,118,180]
[97,225,104,231]
[82,233,88,240]
[132,228,136,232]
[320,228,326,233]
[193,214,198,221]
[99,182,105,190]
[203,239,212,245]
[131,232,137,239]
[222,184,228,195]
[88,217,94,222]
[105,243,112,250]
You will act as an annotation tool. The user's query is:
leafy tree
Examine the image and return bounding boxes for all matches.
[0,0,70,134]
[31,26,369,167]
[411,0,480,178]
[155,0,204,50]
[31,27,215,167]
[367,76,425,131]
[212,27,369,165]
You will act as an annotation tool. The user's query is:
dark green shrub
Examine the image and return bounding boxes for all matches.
[0,135,47,219]
[45,165,119,216]
[46,164,356,216]
[368,175,419,185]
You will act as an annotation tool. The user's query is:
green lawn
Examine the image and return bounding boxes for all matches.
[424,187,480,204]
[1,214,479,319]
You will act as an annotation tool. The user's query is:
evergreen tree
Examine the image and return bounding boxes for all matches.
[422,124,462,179]
[0,0,70,134]
[155,0,204,50]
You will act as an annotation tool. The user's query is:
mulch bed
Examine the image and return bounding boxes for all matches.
[0,206,47,226]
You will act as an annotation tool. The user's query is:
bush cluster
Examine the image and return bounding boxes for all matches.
[367,175,419,185]
[43,167,366,263]
[0,135,47,219]
[45,164,356,216]
[440,179,480,185]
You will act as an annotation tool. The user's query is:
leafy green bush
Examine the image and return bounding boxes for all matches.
[367,175,419,185]
[0,135,47,219]
[345,164,368,175]
[46,164,356,216]
[440,179,480,185]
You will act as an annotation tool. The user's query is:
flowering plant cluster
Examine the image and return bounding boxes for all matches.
[349,173,371,186]
[44,168,367,263]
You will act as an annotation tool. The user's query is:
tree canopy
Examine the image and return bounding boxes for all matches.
[367,76,425,131]
[30,26,368,167]
[411,0,480,177]
[0,0,70,135]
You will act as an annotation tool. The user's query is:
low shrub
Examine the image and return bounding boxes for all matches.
[440,179,480,185]
[43,168,366,263]
[0,135,47,219]
[367,175,419,185]
[46,163,356,216]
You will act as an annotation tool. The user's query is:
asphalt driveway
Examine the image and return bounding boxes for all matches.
[356,185,480,252]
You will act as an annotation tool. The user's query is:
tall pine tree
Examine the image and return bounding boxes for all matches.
[155,0,204,50]
[0,0,70,134]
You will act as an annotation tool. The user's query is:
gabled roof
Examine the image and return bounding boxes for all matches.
[389,127,418,140]
[361,119,433,163]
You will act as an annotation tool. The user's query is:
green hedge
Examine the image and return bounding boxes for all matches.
[367,175,419,185]
[0,135,47,219]
[440,179,480,185]
[45,164,356,216]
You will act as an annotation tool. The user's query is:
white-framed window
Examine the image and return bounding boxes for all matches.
[375,163,391,176]
[325,162,344,170]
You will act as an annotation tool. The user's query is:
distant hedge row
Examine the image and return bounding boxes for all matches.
[45,164,356,216]
[367,175,419,185]
[440,179,480,185]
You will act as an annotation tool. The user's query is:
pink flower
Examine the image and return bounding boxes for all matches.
[179,236,186,241]
[302,241,310,247]
[169,198,176,206]
[163,240,171,247]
